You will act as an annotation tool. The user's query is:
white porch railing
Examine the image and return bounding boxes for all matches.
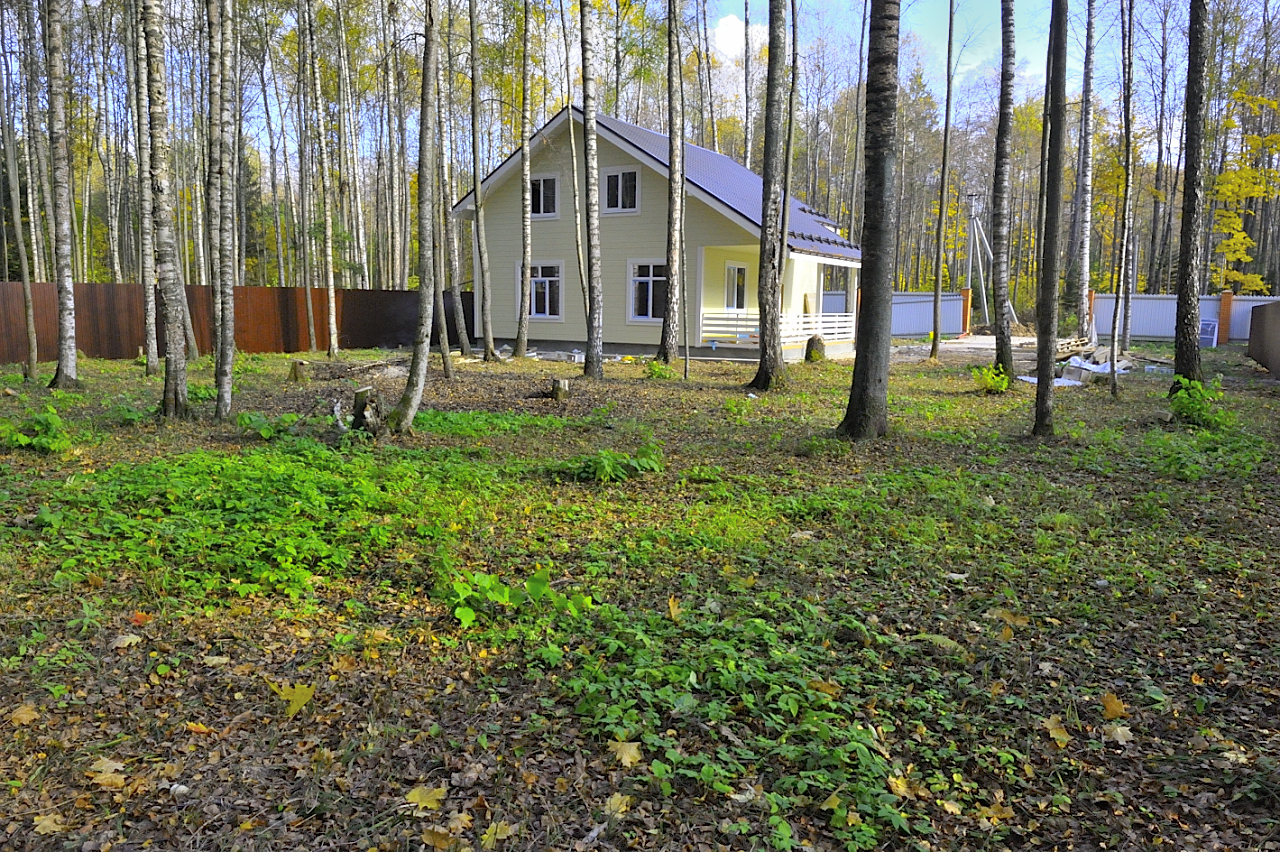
[701,312,857,347]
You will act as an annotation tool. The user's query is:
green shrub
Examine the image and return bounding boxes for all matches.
[1169,376,1235,431]
[563,443,664,483]
[237,411,302,440]
[645,359,678,380]
[971,364,1010,394]
[0,406,74,454]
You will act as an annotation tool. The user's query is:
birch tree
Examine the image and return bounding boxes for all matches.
[515,0,533,358]
[0,16,37,382]
[991,0,1015,378]
[143,0,189,418]
[928,0,955,361]
[1074,0,1096,342]
[1032,0,1068,438]
[470,0,498,360]
[747,0,787,391]
[305,0,340,359]
[1175,0,1208,385]
[45,0,79,388]
[391,0,439,433]
[130,0,160,376]
[837,0,899,440]
[582,0,605,379]
[656,0,684,364]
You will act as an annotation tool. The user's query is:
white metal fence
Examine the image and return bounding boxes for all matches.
[1093,294,1280,341]
[889,293,965,336]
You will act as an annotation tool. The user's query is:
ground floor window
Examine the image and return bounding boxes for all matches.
[529,263,562,319]
[726,263,748,310]
[630,262,668,321]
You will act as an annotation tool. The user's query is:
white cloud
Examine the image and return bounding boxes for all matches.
[711,14,768,61]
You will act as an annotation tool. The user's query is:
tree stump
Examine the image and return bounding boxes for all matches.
[805,335,826,363]
[352,386,384,436]
[289,360,311,383]
[551,378,570,401]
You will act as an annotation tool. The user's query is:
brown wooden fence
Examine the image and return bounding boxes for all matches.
[0,282,473,366]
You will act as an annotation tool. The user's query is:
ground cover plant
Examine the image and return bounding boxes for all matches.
[0,345,1278,851]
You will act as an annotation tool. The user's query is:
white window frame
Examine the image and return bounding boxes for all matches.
[520,260,565,322]
[626,259,669,324]
[530,173,560,220]
[725,263,749,311]
[601,166,641,215]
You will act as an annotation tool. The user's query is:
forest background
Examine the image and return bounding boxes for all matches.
[1,0,1277,340]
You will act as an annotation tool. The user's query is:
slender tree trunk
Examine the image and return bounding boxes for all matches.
[1075,0,1096,342]
[748,0,787,390]
[0,18,37,381]
[657,0,685,363]
[582,0,605,378]
[1110,0,1135,396]
[215,0,236,417]
[837,0,898,440]
[928,0,955,360]
[470,0,497,359]
[207,0,224,353]
[143,0,188,418]
[743,0,752,168]
[1175,0,1208,385]
[991,0,1015,378]
[132,0,160,374]
[558,0,587,301]
[1032,0,1068,437]
[45,0,78,387]
[391,0,439,433]
[515,0,533,357]
[260,59,287,287]
[438,33,472,357]
[306,0,339,359]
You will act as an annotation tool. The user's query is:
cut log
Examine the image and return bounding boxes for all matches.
[289,360,311,383]
[805,335,826,362]
[551,378,570,401]
[352,386,384,436]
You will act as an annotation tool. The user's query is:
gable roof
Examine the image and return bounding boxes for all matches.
[454,106,861,265]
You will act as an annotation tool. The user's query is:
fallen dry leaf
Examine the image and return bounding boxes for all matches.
[33,814,67,835]
[819,792,841,811]
[806,679,842,698]
[405,784,447,814]
[421,827,454,849]
[888,776,912,798]
[10,704,38,726]
[1103,724,1135,745]
[185,721,214,735]
[264,678,316,718]
[603,792,632,817]
[87,757,126,775]
[1101,692,1129,720]
[481,820,516,849]
[130,611,153,626]
[667,595,681,623]
[1043,715,1072,748]
[108,633,143,650]
[92,772,128,790]
[447,810,473,833]
[606,739,642,767]
[987,607,1030,628]
[941,799,962,815]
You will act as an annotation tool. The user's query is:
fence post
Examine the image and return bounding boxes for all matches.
[1218,290,1233,344]
[960,288,972,335]
[1088,289,1096,330]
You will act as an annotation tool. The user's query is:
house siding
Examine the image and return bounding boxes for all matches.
[473,120,823,349]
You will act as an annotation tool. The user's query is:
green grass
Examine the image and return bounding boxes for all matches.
[0,347,1276,851]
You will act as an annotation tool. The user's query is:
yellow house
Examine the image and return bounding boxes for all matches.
[453,106,861,360]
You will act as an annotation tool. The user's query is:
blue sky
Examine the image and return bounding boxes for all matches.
[708,0,1116,104]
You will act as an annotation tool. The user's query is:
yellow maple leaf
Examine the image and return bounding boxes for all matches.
[1043,715,1071,748]
[92,772,128,790]
[405,785,447,814]
[987,608,1029,628]
[604,792,632,817]
[819,792,841,811]
[10,704,38,726]
[421,827,453,849]
[668,595,681,623]
[88,757,126,776]
[941,799,962,815]
[447,810,473,833]
[1103,724,1135,745]
[185,721,214,735]
[33,814,67,835]
[264,678,316,718]
[806,680,842,698]
[887,776,912,798]
[606,739,642,767]
[480,820,515,849]
[1101,692,1129,720]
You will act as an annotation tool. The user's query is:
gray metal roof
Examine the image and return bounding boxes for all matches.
[593,111,862,264]
[454,106,861,265]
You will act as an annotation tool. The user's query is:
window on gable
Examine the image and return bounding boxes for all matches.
[630,262,668,321]
[725,264,748,310]
[604,167,639,213]
[529,263,563,318]
[531,176,558,217]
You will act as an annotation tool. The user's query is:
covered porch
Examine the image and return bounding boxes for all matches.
[694,243,860,361]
